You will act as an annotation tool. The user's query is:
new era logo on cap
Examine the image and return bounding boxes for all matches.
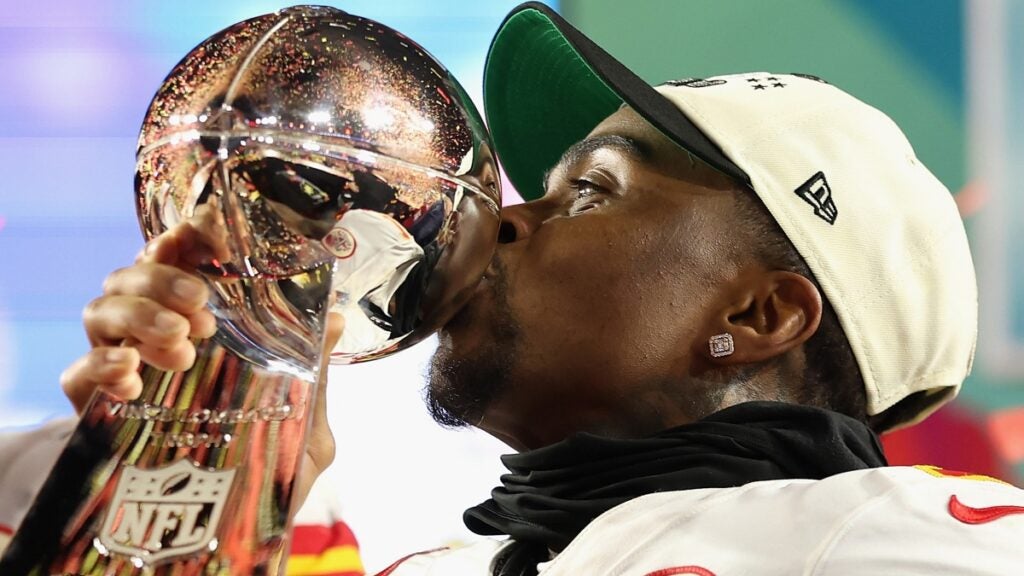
[794,171,838,225]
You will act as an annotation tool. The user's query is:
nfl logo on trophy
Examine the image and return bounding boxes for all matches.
[98,460,237,564]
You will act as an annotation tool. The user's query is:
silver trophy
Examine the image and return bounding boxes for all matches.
[0,6,500,574]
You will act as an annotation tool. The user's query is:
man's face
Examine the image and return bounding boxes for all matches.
[428,107,746,450]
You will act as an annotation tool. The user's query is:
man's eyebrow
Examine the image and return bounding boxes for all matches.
[542,134,648,191]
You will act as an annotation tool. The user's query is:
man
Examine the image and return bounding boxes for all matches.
[57,3,1024,575]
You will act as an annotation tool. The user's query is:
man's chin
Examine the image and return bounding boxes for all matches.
[426,254,519,428]
[424,344,477,429]
[425,311,519,430]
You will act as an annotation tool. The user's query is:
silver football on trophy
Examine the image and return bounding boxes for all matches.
[134,5,501,365]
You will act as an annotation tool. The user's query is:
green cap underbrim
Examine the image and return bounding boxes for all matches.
[483,5,622,201]
[484,3,746,201]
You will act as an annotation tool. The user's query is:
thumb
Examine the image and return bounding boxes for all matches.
[135,230,179,265]
[321,311,345,364]
[298,311,345,497]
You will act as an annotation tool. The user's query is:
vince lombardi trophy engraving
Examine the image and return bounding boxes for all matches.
[0,6,500,574]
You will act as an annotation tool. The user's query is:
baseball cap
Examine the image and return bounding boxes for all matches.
[482,2,978,430]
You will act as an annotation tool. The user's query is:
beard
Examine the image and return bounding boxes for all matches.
[425,259,520,428]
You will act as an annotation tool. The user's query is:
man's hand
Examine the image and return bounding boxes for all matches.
[59,218,342,505]
[61,225,217,410]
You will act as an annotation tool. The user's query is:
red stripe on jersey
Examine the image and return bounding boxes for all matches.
[0,524,12,536]
[948,494,1024,525]
[644,567,716,576]
[291,521,360,555]
[935,468,981,478]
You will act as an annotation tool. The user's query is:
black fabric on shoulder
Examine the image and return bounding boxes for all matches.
[467,401,887,576]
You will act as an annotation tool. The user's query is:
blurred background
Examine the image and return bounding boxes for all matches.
[0,0,1021,572]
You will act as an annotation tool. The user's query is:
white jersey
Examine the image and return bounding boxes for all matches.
[378,466,1024,576]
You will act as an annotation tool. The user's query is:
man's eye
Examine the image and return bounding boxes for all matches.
[567,179,605,215]
[570,178,602,199]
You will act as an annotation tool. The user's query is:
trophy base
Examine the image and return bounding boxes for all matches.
[0,340,316,575]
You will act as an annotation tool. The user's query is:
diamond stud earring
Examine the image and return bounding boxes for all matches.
[709,333,735,358]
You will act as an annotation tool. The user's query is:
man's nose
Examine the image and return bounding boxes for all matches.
[497,200,553,244]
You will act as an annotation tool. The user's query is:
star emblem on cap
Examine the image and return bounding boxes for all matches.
[747,75,786,91]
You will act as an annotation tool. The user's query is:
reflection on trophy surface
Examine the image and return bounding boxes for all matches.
[0,5,499,574]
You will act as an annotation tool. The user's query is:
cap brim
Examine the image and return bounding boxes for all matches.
[483,2,747,201]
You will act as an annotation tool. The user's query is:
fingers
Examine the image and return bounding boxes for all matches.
[135,206,232,271]
[295,312,346,502]
[90,261,216,349]
[83,294,179,345]
[103,260,207,311]
[137,202,232,268]
[61,347,142,414]
[104,262,209,315]
[310,312,345,458]
[322,312,345,360]
[186,198,232,263]
[84,262,214,376]
[84,293,178,344]
[64,205,234,414]
[305,378,336,475]
[83,294,206,370]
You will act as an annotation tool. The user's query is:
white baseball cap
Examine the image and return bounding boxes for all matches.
[483,2,978,430]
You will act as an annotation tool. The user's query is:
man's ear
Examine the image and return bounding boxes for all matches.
[704,270,823,364]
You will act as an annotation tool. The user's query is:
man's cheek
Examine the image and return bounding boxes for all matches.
[515,267,625,330]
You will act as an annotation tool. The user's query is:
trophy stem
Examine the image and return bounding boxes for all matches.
[0,338,320,575]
